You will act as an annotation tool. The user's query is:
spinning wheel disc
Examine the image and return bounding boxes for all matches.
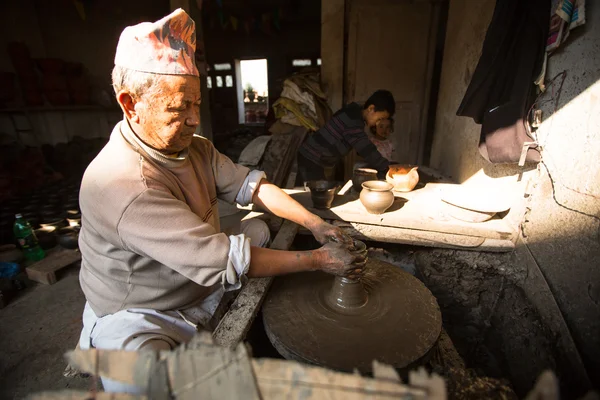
[262,258,442,372]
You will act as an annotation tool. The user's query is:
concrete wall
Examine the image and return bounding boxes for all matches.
[431,0,600,387]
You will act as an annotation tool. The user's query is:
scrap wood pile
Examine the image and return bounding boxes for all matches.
[240,71,332,188]
[40,332,448,400]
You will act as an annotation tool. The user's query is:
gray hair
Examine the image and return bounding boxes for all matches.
[111,66,163,100]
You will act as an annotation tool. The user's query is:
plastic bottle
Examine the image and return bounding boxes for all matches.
[13,214,45,262]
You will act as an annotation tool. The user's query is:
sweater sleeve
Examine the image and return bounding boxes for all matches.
[208,141,251,204]
[346,129,390,175]
[117,188,247,290]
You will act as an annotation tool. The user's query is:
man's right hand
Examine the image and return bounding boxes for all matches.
[314,242,366,276]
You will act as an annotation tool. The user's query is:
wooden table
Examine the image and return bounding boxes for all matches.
[278,180,517,252]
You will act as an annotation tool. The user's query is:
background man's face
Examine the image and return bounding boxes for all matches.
[136,75,201,153]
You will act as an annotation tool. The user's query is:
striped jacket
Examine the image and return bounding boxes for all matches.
[298,102,389,174]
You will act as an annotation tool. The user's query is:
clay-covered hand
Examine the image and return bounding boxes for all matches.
[314,242,366,276]
[310,221,352,245]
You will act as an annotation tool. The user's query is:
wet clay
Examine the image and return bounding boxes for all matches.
[262,258,442,373]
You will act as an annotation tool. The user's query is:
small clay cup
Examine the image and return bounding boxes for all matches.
[352,168,378,192]
[307,180,339,210]
[360,181,395,214]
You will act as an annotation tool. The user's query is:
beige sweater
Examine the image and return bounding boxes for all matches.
[79,120,250,317]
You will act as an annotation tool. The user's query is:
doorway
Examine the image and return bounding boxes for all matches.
[236,59,269,125]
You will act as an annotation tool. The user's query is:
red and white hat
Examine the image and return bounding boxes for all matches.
[114,8,199,76]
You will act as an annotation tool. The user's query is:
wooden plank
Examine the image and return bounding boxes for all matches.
[62,337,442,400]
[279,186,516,240]
[28,391,144,400]
[252,359,431,399]
[212,220,299,347]
[328,221,515,252]
[25,249,81,285]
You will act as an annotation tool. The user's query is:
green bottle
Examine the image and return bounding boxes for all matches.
[13,214,45,262]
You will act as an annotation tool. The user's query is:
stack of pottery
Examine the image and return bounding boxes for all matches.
[359,181,395,215]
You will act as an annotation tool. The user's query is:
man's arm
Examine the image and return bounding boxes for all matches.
[251,179,351,245]
[247,242,363,278]
[346,130,389,177]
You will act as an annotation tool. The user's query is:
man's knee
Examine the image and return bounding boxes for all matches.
[241,219,270,248]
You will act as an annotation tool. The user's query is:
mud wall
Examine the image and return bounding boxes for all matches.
[429,0,600,391]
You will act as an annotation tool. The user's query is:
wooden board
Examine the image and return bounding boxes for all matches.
[212,220,299,347]
[330,221,515,252]
[25,248,81,285]
[53,334,444,400]
[280,183,516,241]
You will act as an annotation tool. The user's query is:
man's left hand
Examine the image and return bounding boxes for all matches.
[310,221,352,245]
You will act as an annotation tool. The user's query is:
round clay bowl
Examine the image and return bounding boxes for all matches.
[56,227,79,250]
[40,218,67,231]
[0,244,24,263]
[443,202,496,223]
[307,180,339,210]
[360,181,395,215]
[34,228,57,250]
[386,164,419,192]
[352,168,378,192]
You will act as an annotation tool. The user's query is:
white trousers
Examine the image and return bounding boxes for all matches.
[79,218,270,394]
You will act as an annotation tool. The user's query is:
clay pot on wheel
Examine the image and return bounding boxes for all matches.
[307,180,339,210]
[386,165,419,192]
[360,181,394,214]
[352,168,378,192]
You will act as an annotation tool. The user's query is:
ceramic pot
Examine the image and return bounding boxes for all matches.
[386,164,419,192]
[34,228,57,250]
[352,168,378,192]
[0,244,24,263]
[56,227,79,250]
[360,181,394,214]
[40,218,67,231]
[307,180,339,210]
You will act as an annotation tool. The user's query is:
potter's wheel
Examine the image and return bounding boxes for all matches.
[262,258,442,372]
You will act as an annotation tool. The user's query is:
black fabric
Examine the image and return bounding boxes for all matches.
[456,0,550,164]
[297,152,326,182]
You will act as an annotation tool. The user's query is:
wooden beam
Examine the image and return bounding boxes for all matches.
[212,220,299,347]
[321,0,345,111]
[330,221,515,252]
[25,249,82,285]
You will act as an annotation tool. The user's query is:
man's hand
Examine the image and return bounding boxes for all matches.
[309,220,352,245]
[313,242,366,276]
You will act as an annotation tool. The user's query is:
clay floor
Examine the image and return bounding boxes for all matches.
[0,265,93,399]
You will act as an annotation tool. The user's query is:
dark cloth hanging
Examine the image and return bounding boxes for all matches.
[456,0,550,164]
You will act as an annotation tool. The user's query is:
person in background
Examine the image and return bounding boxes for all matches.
[297,90,395,181]
[368,117,394,162]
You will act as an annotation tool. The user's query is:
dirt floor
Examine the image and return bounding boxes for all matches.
[0,265,93,399]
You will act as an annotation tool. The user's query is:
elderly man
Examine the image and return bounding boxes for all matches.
[77,9,360,390]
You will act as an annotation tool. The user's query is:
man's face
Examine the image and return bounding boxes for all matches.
[363,104,390,128]
[135,75,201,153]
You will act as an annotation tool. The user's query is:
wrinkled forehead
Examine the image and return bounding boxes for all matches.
[153,74,201,101]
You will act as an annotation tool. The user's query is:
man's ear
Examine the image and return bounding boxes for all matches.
[116,91,140,123]
[366,104,375,114]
